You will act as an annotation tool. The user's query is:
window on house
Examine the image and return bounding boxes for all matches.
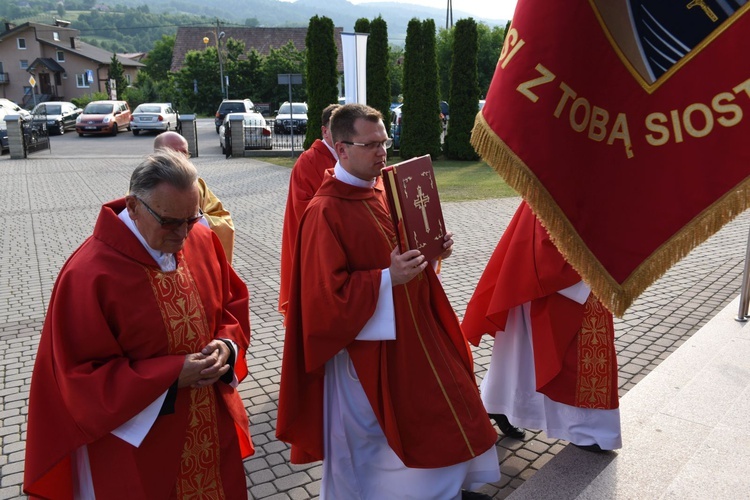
[53,32,60,41]
[125,74,131,84]
[20,60,29,69]
[76,73,89,88]
[56,51,65,62]
[17,38,27,49]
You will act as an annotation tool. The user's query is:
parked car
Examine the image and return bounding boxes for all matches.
[76,100,131,136]
[219,112,272,153]
[390,102,449,150]
[131,103,179,135]
[273,102,308,135]
[215,99,255,133]
[0,99,31,121]
[0,108,8,153]
[30,101,82,135]
[390,104,403,149]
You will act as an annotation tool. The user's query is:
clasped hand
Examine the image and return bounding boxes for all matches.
[178,340,231,388]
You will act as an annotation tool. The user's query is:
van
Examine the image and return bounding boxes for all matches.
[76,100,131,136]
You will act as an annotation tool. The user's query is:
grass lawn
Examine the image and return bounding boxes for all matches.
[260,155,517,202]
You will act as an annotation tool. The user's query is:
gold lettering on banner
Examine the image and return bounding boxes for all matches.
[687,0,719,22]
[499,27,525,69]
[517,64,556,103]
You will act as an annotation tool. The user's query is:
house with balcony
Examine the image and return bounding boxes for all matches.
[0,20,144,108]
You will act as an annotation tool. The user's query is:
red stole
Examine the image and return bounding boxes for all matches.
[145,262,226,497]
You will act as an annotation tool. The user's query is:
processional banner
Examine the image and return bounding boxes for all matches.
[473,0,750,316]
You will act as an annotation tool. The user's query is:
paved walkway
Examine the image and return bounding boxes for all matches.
[0,154,747,498]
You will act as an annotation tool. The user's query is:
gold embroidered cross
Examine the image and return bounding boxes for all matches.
[414,185,431,233]
[687,0,719,22]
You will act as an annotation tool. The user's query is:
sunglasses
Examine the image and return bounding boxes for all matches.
[136,196,203,230]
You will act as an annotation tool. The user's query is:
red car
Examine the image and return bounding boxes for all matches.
[76,100,131,136]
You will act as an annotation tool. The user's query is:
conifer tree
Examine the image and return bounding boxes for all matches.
[304,16,339,149]
[444,18,480,160]
[401,19,442,159]
[368,16,392,132]
[107,53,126,99]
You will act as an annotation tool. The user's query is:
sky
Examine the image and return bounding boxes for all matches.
[350,0,518,21]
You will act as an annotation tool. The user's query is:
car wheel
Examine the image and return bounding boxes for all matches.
[112,125,118,136]
[78,132,83,137]
[133,129,140,136]
[58,122,65,135]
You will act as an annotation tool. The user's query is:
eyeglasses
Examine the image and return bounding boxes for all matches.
[341,138,393,151]
[136,197,203,230]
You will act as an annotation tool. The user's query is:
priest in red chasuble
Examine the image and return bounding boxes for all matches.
[462,202,621,452]
[278,103,339,318]
[24,150,253,499]
[277,104,500,499]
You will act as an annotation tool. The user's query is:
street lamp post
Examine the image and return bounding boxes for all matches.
[203,31,227,100]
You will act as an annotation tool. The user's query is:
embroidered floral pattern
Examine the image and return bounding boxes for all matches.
[575,296,615,408]
[146,263,225,498]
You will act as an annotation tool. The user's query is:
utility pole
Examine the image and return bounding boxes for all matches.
[216,19,226,100]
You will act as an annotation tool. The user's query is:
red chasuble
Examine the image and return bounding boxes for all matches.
[278,139,337,318]
[462,202,618,410]
[277,171,497,467]
[24,199,253,500]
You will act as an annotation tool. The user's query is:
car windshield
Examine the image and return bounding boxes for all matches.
[84,103,114,114]
[279,104,306,115]
[46,105,61,114]
[136,105,161,113]
[222,103,247,113]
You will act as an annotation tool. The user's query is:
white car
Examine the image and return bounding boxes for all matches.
[219,112,272,153]
[0,98,31,120]
[130,103,178,135]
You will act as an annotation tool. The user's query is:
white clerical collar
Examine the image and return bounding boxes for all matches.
[323,139,338,160]
[334,161,377,188]
[118,209,176,272]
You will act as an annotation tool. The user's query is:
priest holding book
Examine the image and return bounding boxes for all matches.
[277,103,500,499]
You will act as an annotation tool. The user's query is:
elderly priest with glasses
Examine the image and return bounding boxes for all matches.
[24,150,254,499]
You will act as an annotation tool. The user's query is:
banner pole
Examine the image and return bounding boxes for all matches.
[735,222,750,321]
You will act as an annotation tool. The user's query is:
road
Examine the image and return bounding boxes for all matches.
[22,118,304,158]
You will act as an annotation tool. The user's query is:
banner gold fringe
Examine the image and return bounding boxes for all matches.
[471,111,750,317]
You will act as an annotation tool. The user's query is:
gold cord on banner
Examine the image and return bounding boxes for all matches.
[471,111,750,317]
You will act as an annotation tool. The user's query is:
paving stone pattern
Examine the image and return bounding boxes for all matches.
[0,156,747,499]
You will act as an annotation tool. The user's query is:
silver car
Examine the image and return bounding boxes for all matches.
[130,103,179,135]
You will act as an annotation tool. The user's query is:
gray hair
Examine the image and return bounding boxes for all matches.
[129,149,198,200]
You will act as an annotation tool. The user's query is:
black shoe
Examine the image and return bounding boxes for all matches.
[461,490,492,500]
[488,413,526,439]
[573,443,609,453]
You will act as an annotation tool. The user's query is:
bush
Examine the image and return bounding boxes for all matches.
[71,92,109,108]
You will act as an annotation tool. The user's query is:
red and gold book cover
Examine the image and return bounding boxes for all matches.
[382,155,446,262]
